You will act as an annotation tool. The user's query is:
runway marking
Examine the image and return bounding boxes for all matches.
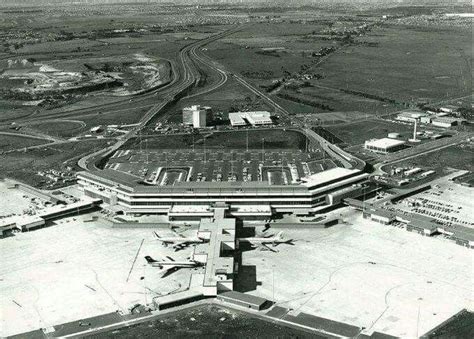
[84,284,97,292]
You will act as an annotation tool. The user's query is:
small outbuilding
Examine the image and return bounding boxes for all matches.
[217,291,270,310]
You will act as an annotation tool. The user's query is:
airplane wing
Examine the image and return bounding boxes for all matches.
[171,241,190,250]
[259,243,279,252]
[171,229,186,238]
[160,265,180,278]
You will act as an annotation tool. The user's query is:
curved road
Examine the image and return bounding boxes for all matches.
[78,26,241,171]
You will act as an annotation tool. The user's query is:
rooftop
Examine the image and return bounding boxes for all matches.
[397,111,429,118]
[228,111,272,126]
[79,169,313,192]
[218,291,269,307]
[301,167,362,187]
[364,138,406,149]
[432,117,462,123]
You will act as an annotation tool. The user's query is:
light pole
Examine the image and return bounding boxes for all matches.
[272,265,275,302]
[246,128,249,152]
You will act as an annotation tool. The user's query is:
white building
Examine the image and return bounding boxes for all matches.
[229,111,273,127]
[183,105,212,128]
[420,116,432,124]
[364,138,406,154]
[192,109,207,128]
[396,111,429,123]
[432,117,459,128]
[439,105,459,113]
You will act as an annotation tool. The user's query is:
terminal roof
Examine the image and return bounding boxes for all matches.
[301,167,361,187]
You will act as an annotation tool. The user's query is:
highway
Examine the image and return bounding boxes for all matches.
[78,26,241,171]
[230,73,367,170]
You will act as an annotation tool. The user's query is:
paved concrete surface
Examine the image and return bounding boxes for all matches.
[243,207,473,338]
[0,213,197,337]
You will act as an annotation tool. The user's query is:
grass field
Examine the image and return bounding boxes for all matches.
[79,105,155,127]
[0,139,109,188]
[29,121,86,138]
[207,22,333,80]
[425,310,474,339]
[204,20,471,119]
[315,24,472,103]
[0,133,50,152]
[326,119,416,146]
[393,143,474,172]
[126,129,310,151]
[90,304,317,339]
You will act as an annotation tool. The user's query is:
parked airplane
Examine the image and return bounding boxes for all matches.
[144,254,203,277]
[238,231,294,252]
[153,231,208,251]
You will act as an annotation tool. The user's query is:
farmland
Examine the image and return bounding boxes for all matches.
[314,25,472,104]
[204,16,472,119]
[27,121,86,138]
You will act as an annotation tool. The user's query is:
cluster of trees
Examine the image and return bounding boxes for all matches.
[241,70,274,79]
[277,92,332,111]
[255,50,281,58]
[338,88,397,105]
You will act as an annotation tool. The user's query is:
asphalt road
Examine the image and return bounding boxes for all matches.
[77,26,242,171]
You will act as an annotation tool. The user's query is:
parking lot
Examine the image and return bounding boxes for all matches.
[105,149,337,184]
[393,171,474,228]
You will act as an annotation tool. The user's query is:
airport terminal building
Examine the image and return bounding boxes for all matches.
[77,167,369,218]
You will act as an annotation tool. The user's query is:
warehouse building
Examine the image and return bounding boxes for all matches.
[439,105,459,113]
[431,117,460,128]
[364,138,406,154]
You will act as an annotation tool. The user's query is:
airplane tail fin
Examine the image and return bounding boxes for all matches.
[272,231,284,247]
[144,255,157,263]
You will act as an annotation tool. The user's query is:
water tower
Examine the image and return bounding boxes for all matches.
[408,119,421,143]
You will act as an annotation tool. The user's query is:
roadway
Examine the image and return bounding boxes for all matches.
[230,73,366,170]
[372,132,472,175]
[78,26,242,171]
